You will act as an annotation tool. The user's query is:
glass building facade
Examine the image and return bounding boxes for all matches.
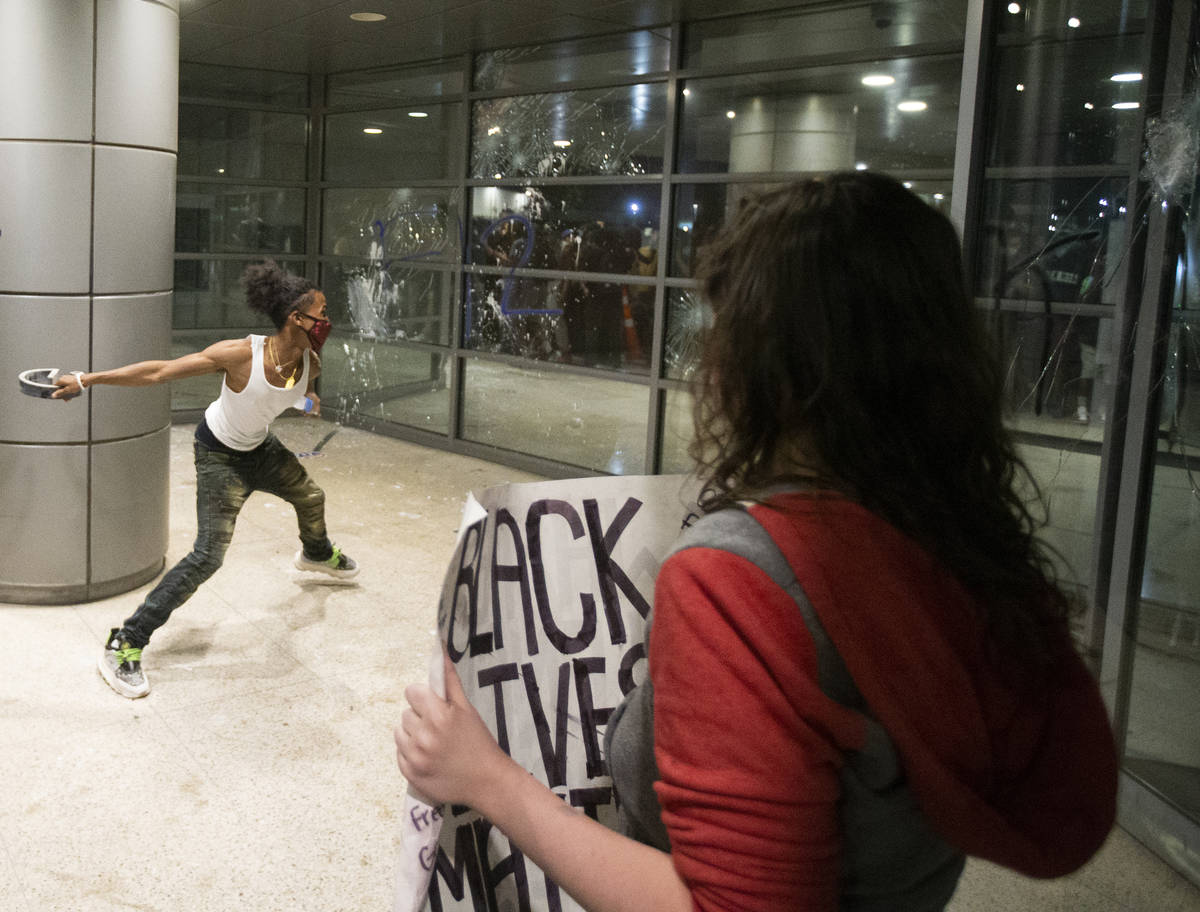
[172,0,1199,885]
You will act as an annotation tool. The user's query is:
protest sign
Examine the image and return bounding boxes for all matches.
[403,474,699,912]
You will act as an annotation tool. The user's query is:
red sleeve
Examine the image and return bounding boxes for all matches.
[649,547,866,912]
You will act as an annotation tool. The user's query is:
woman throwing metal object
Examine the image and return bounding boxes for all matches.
[54,260,358,699]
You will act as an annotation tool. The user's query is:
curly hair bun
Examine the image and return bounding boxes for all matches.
[241,260,316,328]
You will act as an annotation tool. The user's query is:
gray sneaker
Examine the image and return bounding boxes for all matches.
[98,629,150,699]
[293,545,359,581]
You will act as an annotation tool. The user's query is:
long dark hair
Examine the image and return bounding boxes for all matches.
[242,260,318,329]
[692,172,1072,669]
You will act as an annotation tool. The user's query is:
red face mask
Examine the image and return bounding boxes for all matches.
[296,312,333,353]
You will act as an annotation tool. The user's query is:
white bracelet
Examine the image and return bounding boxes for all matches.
[71,370,88,390]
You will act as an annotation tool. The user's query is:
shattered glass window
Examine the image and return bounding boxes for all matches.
[676,55,961,174]
[663,288,708,382]
[470,84,667,178]
[322,188,462,262]
[467,184,659,270]
[324,104,464,182]
[473,29,670,92]
[463,274,650,375]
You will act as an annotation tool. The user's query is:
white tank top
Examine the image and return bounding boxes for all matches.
[204,335,311,451]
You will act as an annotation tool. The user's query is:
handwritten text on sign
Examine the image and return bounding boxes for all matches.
[424,476,697,912]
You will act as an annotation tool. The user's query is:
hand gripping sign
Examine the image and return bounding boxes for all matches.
[392,474,699,912]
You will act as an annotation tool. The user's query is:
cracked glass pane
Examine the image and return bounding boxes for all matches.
[321,188,462,262]
[473,30,670,92]
[470,84,667,178]
[1123,20,1200,827]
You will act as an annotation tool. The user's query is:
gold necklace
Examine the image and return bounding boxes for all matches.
[267,336,298,389]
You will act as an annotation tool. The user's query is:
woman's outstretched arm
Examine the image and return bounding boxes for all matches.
[395,651,693,912]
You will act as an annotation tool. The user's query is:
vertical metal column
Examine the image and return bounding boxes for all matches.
[0,0,179,604]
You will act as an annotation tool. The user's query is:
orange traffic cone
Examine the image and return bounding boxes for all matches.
[621,288,644,362]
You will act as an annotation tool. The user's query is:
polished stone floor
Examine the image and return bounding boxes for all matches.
[2,419,1198,911]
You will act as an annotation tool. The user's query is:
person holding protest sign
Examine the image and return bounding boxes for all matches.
[53,261,359,699]
[395,173,1117,911]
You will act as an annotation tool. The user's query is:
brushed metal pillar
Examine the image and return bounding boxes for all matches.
[0,0,179,604]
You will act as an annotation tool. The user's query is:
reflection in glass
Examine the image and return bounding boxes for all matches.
[468,185,659,271]
[470,84,667,178]
[987,35,1145,168]
[677,57,961,174]
[173,259,301,331]
[462,360,649,474]
[683,5,967,69]
[321,340,451,435]
[180,63,309,107]
[324,104,464,182]
[996,0,1148,39]
[671,180,953,277]
[327,61,464,106]
[977,178,1128,429]
[464,274,650,374]
[175,185,305,255]
[169,331,228,411]
[178,105,308,181]
[660,388,696,475]
[473,30,671,91]
[321,262,453,346]
[322,188,463,261]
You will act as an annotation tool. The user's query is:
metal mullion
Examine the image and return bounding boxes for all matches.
[319,93,469,115]
[466,73,669,102]
[983,165,1135,180]
[307,73,326,284]
[1098,0,1193,741]
[971,297,1116,318]
[450,51,473,444]
[462,174,664,187]
[316,255,458,274]
[673,42,966,84]
[174,252,311,262]
[176,175,310,188]
[461,348,653,386]
[950,0,994,245]
[178,96,310,115]
[319,178,463,190]
[462,264,655,285]
[647,21,683,476]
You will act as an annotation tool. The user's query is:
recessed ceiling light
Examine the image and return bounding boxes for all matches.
[902,181,913,189]
[933,193,945,200]
[855,162,868,171]
[350,12,387,22]
[1007,2,1021,12]
[552,139,572,148]
[1084,101,1094,109]
[897,100,927,112]
[216,168,225,174]
[861,74,895,87]
[1016,83,1025,92]
[726,110,736,119]
[362,127,382,134]
[1067,16,1081,27]
[1110,72,1143,82]
[408,111,428,118]
[1112,101,1140,110]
